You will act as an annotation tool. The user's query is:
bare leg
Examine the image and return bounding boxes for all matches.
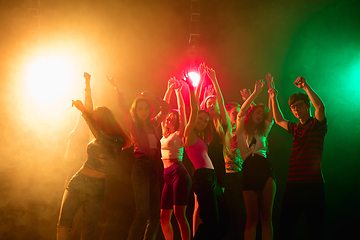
[260,178,276,240]
[160,209,174,240]
[243,190,259,240]
[174,205,191,240]
[192,193,202,237]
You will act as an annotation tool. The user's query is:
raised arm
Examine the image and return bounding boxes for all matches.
[107,76,133,131]
[72,100,121,147]
[84,72,94,113]
[239,79,264,117]
[163,77,176,103]
[183,73,199,147]
[140,91,171,127]
[175,80,187,137]
[294,76,325,122]
[269,87,289,130]
[265,73,274,123]
[206,66,231,129]
[195,62,207,101]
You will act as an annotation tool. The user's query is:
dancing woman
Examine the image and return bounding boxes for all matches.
[57,72,132,240]
[236,74,276,240]
[160,78,192,240]
[108,77,171,240]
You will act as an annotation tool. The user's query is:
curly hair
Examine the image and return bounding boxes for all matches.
[244,104,269,137]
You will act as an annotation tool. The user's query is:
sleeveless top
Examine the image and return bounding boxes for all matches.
[185,137,214,170]
[160,132,184,160]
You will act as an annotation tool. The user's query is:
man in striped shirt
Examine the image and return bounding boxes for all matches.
[270,76,327,240]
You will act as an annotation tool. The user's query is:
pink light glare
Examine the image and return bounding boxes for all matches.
[188,72,200,87]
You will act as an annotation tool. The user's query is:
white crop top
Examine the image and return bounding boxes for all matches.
[160,132,184,160]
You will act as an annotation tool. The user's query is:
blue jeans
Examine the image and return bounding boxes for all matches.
[57,172,105,240]
[127,157,161,240]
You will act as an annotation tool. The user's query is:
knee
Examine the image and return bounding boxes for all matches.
[174,209,187,223]
[246,213,259,227]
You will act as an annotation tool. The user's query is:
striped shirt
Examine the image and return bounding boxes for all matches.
[287,117,327,183]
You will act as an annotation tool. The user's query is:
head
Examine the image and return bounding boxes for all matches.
[92,106,132,149]
[201,95,219,117]
[130,97,154,126]
[163,109,180,133]
[244,104,269,135]
[288,93,310,120]
[225,102,240,126]
[195,110,213,144]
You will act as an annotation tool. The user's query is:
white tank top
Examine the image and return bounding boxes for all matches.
[160,132,184,160]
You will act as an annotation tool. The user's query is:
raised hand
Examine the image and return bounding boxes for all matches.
[198,62,206,76]
[84,72,91,88]
[167,77,177,89]
[206,67,217,82]
[268,88,278,99]
[294,76,307,89]
[106,75,118,88]
[204,84,215,99]
[182,71,194,89]
[265,73,274,89]
[72,100,86,113]
[174,79,183,92]
[254,79,265,93]
[240,89,252,102]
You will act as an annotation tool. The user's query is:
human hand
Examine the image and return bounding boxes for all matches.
[182,71,194,89]
[84,72,91,86]
[106,75,118,88]
[204,84,215,99]
[72,100,86,113]
[174,79,183,92]
[254,79,265,93]
[268,88,278,99]
[294,76,307,89]
[206,67,217,82]
[167,77,177,89]
[198,62,206,76]
[265,73,275,89]
[240,89,251,102]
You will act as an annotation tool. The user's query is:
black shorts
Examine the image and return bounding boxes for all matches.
[242,154,276,191]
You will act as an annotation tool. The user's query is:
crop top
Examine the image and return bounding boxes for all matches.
[236,116,273,161]
[185,137,214,170]
[160,132,184,160]
[81,112,125,173]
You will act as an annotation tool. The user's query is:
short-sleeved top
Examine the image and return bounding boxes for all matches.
[236,116,273,161]
[288,117,327,183]
[84,136,124,173]
[224,130,243,173]
[161,132,184,160]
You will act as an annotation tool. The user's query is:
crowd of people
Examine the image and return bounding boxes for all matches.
[56,63,328,240]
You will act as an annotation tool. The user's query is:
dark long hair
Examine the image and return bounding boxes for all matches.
[93,106,132,149]
[130,97,154,129]
[244,104,269,137]
[196,110,213,145]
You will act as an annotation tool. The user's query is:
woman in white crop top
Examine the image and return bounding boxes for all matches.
[160,78,192,240]
[236,75,276,240]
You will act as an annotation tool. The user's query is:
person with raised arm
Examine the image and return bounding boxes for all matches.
[107,77,170,240]
[57,72,132,240]
[269,76,327,240]
[182,73,227,240]
[160,78,192,240]
[236,74,276,240]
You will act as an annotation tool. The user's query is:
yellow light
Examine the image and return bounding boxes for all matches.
[25,54,76,106]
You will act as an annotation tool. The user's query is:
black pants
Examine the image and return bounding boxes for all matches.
[192,168,229,240]
[279,182,326,240]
